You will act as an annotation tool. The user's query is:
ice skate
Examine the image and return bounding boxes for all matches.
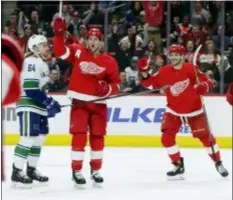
[215,161,229,177]
[72,170,86,189]
[167,157,185,180]
[27,164,49,185]
[11,164,33,189]
[91,169,104,188]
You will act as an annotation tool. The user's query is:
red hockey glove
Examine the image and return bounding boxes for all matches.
[137,57,152,72]
[96,81,111,97]
[226,83,233,106]
[53,17,67,37]
[194,82,209,95]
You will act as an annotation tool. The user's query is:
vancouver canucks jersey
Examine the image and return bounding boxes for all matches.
[16,56,50,116]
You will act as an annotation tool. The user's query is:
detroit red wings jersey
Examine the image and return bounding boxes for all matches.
[226,83,233,106]
[141,62,213,116]
[53,36,120,102]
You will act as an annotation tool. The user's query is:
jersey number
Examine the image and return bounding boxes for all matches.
[28,64,36,72]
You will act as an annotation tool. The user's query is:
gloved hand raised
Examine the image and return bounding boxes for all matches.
[53,17,67,37]
[137,57,152,79]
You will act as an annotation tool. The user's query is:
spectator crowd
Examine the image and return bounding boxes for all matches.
[2,1,233,93]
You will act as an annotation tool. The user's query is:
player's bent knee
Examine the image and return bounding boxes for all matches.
[18,136,36,148]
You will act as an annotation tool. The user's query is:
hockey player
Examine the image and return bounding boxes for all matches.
[53,17,120,188]
[11,34,61,188]
[2,34,24,182]
[226,83,233,106]
[137,44,229,180]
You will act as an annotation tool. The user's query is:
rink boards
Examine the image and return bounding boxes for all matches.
[2,95,232,148]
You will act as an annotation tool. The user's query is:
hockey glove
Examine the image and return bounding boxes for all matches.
[137,57,152,73]
[137,57,152,80]
[53,17,67,37]
[96,81,111,97]
[43,97,61,118]
[194,82,209,95]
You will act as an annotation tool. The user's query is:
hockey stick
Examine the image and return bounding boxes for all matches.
[60,85,169,108]
[193,44,217,162]
[59,0,63,16]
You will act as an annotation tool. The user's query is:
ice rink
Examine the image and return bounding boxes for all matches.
[2,146,232,200]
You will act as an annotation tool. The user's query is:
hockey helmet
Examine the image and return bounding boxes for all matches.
[169,44,186,55]
[86,28,103,40]
[28,34,48,53]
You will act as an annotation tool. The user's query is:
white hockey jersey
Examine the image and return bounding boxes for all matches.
[16,56,50,116]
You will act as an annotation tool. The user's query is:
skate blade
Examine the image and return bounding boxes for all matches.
[92,181,103,188]
[73,182,86,189]
[32,180,49,187]
[167,174,185,181]
[11,181,33,189]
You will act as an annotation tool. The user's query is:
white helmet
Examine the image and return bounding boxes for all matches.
[28,34,48,54]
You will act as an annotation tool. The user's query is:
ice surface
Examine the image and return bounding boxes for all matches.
[2,146,232,200]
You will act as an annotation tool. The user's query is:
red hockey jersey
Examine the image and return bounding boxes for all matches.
[226,83,233,106]
[53,36,120,102]
[141,63,213,116]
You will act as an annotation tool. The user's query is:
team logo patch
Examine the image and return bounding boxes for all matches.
[170,78,190,96]
[79,61,105,75]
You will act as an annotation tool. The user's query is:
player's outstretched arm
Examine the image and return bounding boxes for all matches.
[137,57,162,90]
[52,17,75,63]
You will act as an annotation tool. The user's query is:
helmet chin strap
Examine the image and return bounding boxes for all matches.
[33,45,47,60]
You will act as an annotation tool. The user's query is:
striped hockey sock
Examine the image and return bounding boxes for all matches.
[28,146,41,168]
[14,144,31,170]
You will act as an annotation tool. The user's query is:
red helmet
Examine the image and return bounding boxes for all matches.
[86,28,103,40]
[169,44,185,54]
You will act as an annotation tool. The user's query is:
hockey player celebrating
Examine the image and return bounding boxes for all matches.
[11,35,61,188]
[53,17,120,188]
[137,44,229,180]
[226,83,233,106]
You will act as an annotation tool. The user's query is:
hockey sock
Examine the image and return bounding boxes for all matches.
[14,137,34,170]
[161,133,181,163]
[71,133,87,170]
[89,135,104,170]
[27,135,46,168]
[198,135,221,162]
[27,146,41,168]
